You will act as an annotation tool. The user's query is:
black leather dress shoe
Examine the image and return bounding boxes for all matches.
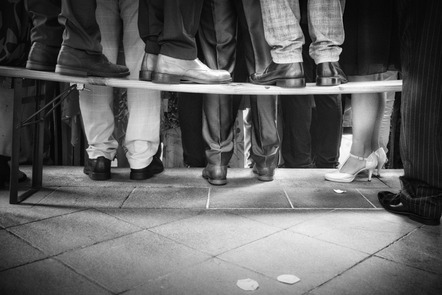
[250,62,306,88]
[202,164,227,185]
[55,45,130,77]
[83,156,111,181]
[316,62,348,86]
[26,42,60,71]
[378,191,441,226]
[139,53,158,81]
[130,156,164,180]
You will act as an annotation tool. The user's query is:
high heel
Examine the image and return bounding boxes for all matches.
[374,147,387,177]
[324,153,378,183]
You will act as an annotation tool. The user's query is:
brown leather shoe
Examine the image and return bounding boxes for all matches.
[316,61,348,86]
[152,54,232,84]
[252,164,275,182]
[202,164,227,185]
[83,156,111,181]
[55,45,130,77]
[139,53,158,81]
[250,61,306,88]
[26,42,60,71]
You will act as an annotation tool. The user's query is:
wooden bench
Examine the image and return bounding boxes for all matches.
[0,65,403,204]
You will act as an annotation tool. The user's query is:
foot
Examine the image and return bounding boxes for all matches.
[152,54,232,84]
[252,164,275,182]
[55,45,130,77]
[83,156,111,180]
[139,53,158,81]
[316,62,348,86]
[130,156,164,180]
[202,164,227,185]
[378,191,441,226]
[250,61,306,88]
[324,153,377,183]
[26,42,60,71]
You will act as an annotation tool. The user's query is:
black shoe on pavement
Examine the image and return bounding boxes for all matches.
[378,191,441,226]
[130,156,164,180]
[26,42,60,71]
[55,45,130,77]
[202,164,228,186]
[83,156,111,181]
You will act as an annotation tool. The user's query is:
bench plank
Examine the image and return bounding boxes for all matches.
[0,66,402,95]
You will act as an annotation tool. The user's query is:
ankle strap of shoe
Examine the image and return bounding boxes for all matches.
[349,153,367,161]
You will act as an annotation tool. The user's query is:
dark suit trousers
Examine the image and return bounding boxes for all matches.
[26,0,102,53]
[397,0,442,218]
[200,0,279,168]
[138,0,203,60]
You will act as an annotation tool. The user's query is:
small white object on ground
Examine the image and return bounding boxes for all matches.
[333,189,346,194]
[236,278,259,291]
[277,274,301,285]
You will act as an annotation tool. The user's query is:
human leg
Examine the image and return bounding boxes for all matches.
[308,0,347,86]
[249,0,305,87]
[324,74,381,182]
[25,0,63,70]
[379,0,442,225]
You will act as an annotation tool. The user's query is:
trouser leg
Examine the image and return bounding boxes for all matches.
[397,0,442,219]
[59,0,102,53]
[25,0,63,46]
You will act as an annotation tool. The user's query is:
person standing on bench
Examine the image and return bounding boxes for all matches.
[79,0,163,181]
[25,0,129,77]
[137,0,231,84]
[250,0,347,88]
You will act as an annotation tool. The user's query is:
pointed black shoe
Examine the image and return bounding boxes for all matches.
[316,62,348,86]
[83,156,111,181]
[378,191,441,226]
[130,156,164,180]
[250,61,306,88]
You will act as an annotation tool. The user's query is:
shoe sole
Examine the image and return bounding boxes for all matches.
[83,168,110,181]
[55,65,130,78]
[152,72,232,84]
[139,70,153,81]
[252,78,306,88]
[26,61,56,72]
[316,77,341,86]
[202,174,227,186]
[130,172,154,180]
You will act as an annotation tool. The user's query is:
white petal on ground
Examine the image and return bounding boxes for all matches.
[277,274,301,285]
[236,278,259,291]
[333,189,346,194]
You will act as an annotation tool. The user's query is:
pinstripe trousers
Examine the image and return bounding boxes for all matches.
[79,0,161,169]
[397,0,442,219]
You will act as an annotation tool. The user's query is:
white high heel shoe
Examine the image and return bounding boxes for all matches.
[373,147,387,177]
[324,153,378,183]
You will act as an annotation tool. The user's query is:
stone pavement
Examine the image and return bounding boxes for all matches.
[1,167,441,295]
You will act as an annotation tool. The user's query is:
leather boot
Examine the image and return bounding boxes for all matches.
[139,53,158,81]
[152,54,232,84]
[250,62,306,88]
[202,164,228,186]
[26,42,60,71]
[55,45,130,77]
[83,156,111,180]
[316,62,348,86]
